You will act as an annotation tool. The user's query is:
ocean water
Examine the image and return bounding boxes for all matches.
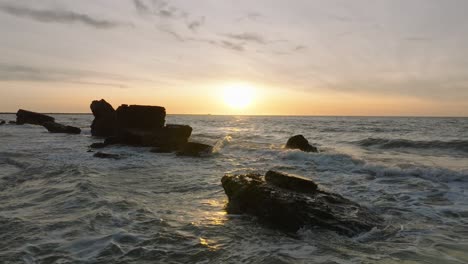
[1,114,467,264]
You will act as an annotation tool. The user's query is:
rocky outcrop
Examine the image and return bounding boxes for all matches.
[42,121,81,134]
[221,170,382,236]
[116,104,165,131]
[90,99,210,154]
[90,99,116,137]
[286,135,318,152]
[16,109,55,125]
[177,142,213,157]
[0,120,5,125]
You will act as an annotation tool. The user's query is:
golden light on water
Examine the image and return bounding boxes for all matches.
[222,84,255,110]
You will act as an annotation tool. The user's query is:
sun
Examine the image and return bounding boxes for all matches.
[222,84,255,109]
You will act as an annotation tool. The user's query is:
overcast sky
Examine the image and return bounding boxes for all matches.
[0,0,467,115]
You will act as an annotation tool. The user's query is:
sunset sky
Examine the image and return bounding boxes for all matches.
[0,0,467,116]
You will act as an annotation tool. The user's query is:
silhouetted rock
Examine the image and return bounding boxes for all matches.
[113,124,192,148]
[222,170,382,236]
[89,142,108,149]
[116,104,165,131]
[93,152,121,159]
[16,109,55,125]
[0,120,5,125]
[43,121,81,134]
[90,99,116,137]
[177,142,213,157]
[285,135,318,152]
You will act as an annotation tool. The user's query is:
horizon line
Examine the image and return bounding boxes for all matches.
[0,112,467,118]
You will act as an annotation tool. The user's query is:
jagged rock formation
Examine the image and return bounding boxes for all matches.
[90,99,212,156]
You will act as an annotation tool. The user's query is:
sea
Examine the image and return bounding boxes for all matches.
[0,114,467,264]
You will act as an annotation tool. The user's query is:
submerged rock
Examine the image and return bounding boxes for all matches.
[93,152,121,159]
[91,99,116,137]
[286,135,318,152]
[177,142,213,157]
[42,121,81,134]
[89,142,108,149]
[221,170,382,236]
[16,109,55,125]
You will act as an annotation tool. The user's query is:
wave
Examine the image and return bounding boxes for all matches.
[355,138,468,152]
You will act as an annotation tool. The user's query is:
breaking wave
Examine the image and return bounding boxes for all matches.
[355,138,468,152]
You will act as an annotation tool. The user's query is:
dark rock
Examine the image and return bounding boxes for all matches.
[149,124,192,149]
[265,170,318,193]
[116,104,165,131]
[104,136,121,146]
[112,124,192,148]
[177,142,213,157]
[0,120,5,125]
[42,122,81,134]
[89,142,108,149]
[286,135,318,152]
[150,146,174,153]
[93,152,121,159]
[16,109,55,125]
[221,172,382,236]
[8,121,16,124]
[90,99,116,137]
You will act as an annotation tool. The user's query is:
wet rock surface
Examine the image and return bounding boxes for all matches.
[285,135,318,152]
[177,142,213,157]
[222,170,382,236]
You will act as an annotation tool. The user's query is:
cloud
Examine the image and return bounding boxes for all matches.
[0,64,142,89]
[187,16,205,31]
[133,0,151,16]
[0,3,127,29]
[219,41,244,51]
[237,12,262,22]
[293,45,307,51]
[224,32,267,44]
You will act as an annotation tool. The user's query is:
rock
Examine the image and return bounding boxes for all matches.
[116,104,165,131]
[8,121,16,124]
[42,121,81,134]
[177,142,213,157]
[89,142,108,149]
[0,120,5,125]
[221,171,382,236]
[90,99,116,137]
[150,124,192,149]
[112,124,192,148]
[285,135,318,152]
[265,171,318,193]
[16,109,55,125]
[93,152,121,159]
